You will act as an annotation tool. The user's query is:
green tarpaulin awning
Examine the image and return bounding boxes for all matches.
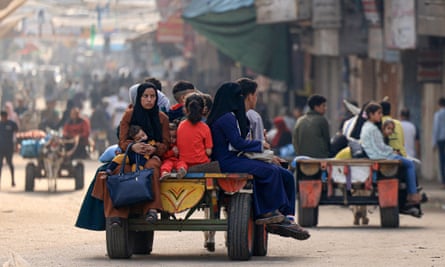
[183,6,291,83]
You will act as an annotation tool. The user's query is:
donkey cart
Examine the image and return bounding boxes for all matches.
[20,131,85,192]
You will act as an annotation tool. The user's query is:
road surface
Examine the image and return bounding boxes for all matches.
[0,155,444,266]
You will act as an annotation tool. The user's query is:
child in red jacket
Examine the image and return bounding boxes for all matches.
[160,122,187,179]
[176,93,213,171]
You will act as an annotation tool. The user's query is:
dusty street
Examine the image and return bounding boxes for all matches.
[1,154,445,267]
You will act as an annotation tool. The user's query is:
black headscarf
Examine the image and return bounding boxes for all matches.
[206,82,249,138]
[350,101,370,140]
[130,82,162,142]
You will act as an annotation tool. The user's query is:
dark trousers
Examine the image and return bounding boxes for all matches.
[0,148,15,184]
[438,140,445,184]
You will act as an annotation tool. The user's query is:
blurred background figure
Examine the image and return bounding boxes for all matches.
[39,98,60,131]
[89,100,111,157]
[0,110,18,188]
[400,108,420,159]
[270,116,292,156]
[4,102,20,130]
[62,107,90,159]
[14,98,28,117]
[432,97,445,189]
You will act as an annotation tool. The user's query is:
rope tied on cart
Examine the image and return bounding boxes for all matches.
[344,165,352,191]
[327,163,333,197]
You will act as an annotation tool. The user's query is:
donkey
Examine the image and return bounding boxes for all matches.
[41,134,66,192]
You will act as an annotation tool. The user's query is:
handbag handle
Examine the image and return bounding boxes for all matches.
[118,143,143,175]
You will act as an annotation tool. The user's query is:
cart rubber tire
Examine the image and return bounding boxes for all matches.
[25,163,35,192]
[131,231,154,255]
[227,193,253,261]
[74,163,84,190]
[106,218,133,259]
[253,224,268,256]
[298,201,318,227]
[380,207,399,228]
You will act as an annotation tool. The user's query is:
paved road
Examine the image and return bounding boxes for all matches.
[1,155,444,266]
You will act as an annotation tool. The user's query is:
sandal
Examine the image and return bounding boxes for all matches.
[145,210,157,223]
[255,210,285,225]
[266,217,310,241]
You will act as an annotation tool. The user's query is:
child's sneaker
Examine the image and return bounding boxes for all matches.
[160,171,170,180]
[177,167,187,179]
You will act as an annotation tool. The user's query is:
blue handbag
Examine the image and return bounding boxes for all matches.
[106,144,154,208]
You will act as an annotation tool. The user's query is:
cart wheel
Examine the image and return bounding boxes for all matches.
[106,218,133,259]
[74,163,84,190]
[227,193,253,261]
[253,224,268,256]
[131,231,154,255]
[380,207,399,228]
[25,163,36,192]
[298,200,318,227]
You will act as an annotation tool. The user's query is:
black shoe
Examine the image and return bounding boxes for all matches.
[204,242,215,252]
[109,217,122,228]
[421,192,428,203]
[145,210,157,223]
[400,206,423,218]
[266,217,310,240]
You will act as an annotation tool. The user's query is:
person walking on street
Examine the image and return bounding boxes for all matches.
[400,108,420,159]
[293,94,331,158]
[432,97,445,189]
[0,110,18,188]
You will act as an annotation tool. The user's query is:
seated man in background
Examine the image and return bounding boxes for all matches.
[63,107,90,159]
[168,80,196,123]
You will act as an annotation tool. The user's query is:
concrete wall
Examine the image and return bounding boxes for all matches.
[421,83,443,181]
[349,57,376,107]
[313,56,342,135]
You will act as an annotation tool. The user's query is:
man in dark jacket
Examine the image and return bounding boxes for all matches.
[292,94,331,158]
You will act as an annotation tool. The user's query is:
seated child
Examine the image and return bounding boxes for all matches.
[98,125,151,178]
[176,93,213,174]
[160,123,187,179]
[382,119,399,154]
[201,93,213,121]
